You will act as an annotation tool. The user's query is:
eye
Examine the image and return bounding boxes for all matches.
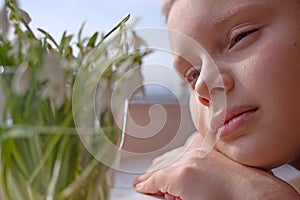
[184,66,201,88]
[228,28,259,49]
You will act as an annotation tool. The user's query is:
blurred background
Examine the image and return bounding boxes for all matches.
[18,0,195,156]
[20,0,185,95]
[0,2,195,198]
[21,0,166,40]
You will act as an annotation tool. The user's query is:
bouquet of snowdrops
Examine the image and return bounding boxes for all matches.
[0,0,149,199]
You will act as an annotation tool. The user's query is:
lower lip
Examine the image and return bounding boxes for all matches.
[218,109,257,139]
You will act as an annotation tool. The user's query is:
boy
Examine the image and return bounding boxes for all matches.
[133,0,300,199]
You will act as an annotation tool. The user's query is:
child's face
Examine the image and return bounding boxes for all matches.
[168,0,300,169]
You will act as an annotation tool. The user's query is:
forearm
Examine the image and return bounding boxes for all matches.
[252,180,299,200]
[184,133,299,199]
[230,168,300,200]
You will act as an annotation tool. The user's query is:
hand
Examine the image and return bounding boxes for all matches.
[133,148,236,200]
[147,133,202,172]
[133,147,299,200]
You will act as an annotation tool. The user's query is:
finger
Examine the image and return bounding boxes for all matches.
[134,172,163,195]
[154,191,165,196]
[135,181,160,194]
[132,172,153,186]
[164,193,176,200]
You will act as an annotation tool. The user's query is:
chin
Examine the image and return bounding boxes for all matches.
[235,157,284,170]
[223,145,287,170]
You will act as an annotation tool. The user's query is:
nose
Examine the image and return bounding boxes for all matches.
[195,72,234,107]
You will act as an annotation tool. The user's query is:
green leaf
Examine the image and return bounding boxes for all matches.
[77,22,86,55]
[59,31,74,58]
[98,14,130,45]
[37,28,59,49]
[87,32,98,48]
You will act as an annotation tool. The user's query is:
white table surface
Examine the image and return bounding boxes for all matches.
[109,171,164,200]
[108,154,164,200]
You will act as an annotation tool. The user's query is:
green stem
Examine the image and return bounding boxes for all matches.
[46,136,67,200]
[10,140,30,178]
[60,159,100,198]
[28,134,62,184]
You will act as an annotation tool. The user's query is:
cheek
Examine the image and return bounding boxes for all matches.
[189,93,209,136]
[239,33,300,106]
[219,34,300,168]
[241,15,300,90]
[264,51,299,108]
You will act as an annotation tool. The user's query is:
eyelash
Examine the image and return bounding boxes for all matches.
[184,66,201,88]
[182,29,259,86]
[229,28,259,49]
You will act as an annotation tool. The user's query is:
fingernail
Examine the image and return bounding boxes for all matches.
[135,182,144,191]
[132,178,140,186]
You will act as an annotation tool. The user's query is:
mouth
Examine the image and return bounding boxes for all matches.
[212,105,259,139]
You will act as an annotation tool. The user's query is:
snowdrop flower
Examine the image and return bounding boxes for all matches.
[19,8,31,24]
[0,5,9,39]
[81,46,107,71]
[95,79,112,118]
[131,31,147,50]
[11,62,31,96]
[125,17,140,30]
[39,53,66,108]
[106,35,122,59]
[114,65,144,100]
[115,60,134,77]
[8,38,34,60]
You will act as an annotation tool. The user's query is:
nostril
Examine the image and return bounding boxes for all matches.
[199,96,210,106]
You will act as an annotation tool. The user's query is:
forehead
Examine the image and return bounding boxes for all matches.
[168,0,269,36]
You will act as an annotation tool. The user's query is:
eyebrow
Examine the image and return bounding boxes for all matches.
[173,55,187,76]
[212,2,265,29]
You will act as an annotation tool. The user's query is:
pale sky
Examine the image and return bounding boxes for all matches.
[16,1,184,96]
[20,0,166,41]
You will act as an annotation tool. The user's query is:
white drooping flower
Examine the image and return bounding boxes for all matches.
[131,31,147,50]
[114,64,144,100]
[19,8,32,24]
[95,79,112,118]
[0,5,9,39]
[8,37,36,61]
[38,53,66,108]
[11,62,31,96]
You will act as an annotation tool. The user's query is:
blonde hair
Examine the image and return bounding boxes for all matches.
[161,0,175,22]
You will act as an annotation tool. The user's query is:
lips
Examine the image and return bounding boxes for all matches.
[211,105,259,138]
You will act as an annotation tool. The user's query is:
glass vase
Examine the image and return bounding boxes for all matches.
[0,68,120,200]
[0,124,120,200]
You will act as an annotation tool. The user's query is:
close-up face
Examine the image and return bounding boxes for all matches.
[168,0,300,169]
